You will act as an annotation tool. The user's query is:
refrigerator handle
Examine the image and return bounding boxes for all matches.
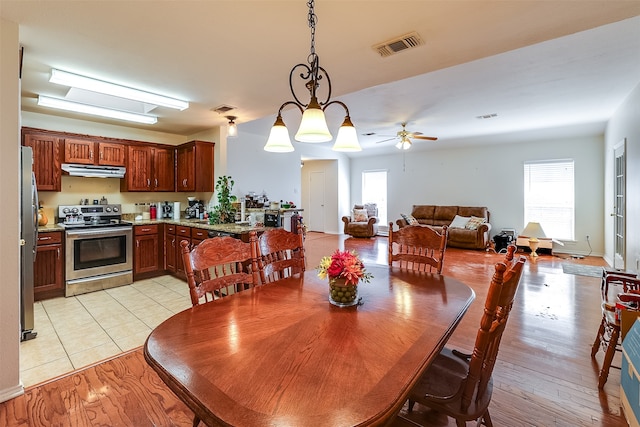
[32,172,39,261]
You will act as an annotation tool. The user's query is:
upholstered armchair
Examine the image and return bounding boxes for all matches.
[342,203,379,238]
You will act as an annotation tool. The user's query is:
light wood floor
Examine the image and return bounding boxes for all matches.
[0,232,626,426]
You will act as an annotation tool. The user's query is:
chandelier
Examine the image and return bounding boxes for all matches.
[264,0,361,153]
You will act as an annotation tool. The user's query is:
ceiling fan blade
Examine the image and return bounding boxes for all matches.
[412,135,438,141]
[375,137,398,144]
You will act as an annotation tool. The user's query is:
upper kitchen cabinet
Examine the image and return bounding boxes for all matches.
[176,140,215,192]
[64,138,126,166]
[121,144,175,192]
[22,129,63,191]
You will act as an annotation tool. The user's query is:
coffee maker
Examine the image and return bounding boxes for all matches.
[185,199,203,219]
[160,201,174,219]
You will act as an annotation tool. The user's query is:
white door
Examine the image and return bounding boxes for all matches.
[309,171,325,232]
[613,140,626,269]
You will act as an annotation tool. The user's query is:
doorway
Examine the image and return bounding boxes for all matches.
[613,140,626,270]
[309,171,325,232]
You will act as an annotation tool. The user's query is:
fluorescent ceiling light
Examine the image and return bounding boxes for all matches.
[49,69,189,110]
[38,95,158,124]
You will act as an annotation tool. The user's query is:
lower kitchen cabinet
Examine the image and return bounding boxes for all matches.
[164,224,177,272]
[34,231,64,301]
[134,224,161,277]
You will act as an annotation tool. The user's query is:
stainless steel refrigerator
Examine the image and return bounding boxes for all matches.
[20,146,38,341]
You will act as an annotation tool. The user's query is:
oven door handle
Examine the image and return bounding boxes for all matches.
[66,226,132,238]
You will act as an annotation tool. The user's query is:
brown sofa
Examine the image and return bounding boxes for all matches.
[396,205,491,250]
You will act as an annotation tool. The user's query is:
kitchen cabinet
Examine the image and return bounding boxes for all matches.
[134,224,161,276]
[34,231,64,300]
[176,140,215,192]
[22,131,63,191]
[64,138,126,166]
[175,226,191,277]
[122,145,175,192]
[164,224,177,272]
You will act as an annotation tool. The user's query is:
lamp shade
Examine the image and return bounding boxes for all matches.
[521,222,546,240]
[294,97,332,143]
[332,116,361,152]
[227,116,238,138]
[264,116,294,152]
[395,137,411,150]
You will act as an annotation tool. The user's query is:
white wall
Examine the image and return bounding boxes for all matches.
[350,135,604,256]
[605,82,640,270]
[0,18,24,403]
[227,125,351,234]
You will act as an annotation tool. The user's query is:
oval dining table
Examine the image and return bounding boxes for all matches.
[144,265,475,427]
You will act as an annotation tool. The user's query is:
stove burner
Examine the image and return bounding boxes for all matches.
[58,204,128,228]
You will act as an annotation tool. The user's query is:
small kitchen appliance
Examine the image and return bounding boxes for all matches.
[264,209,281,227]
[160,201,174,219]
[185,200,204,219]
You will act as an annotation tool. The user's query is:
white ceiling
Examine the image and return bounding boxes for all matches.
[3,1,640,157]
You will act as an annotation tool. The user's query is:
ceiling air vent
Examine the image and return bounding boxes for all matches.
[373,32,424,58]
[212,105,236,114]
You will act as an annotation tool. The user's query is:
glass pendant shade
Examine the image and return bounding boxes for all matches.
[264,116,294,152]
[295,97,332,143]
[332,117,361,152]
[227,120,238,138]
[396,138,411,150]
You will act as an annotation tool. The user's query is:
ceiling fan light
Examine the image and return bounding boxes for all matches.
[332,117,361,152]
[264,116,294,152]
[294,97,332,143]
[396,137,411,150]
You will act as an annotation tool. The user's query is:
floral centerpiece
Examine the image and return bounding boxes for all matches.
[317,250,373,307]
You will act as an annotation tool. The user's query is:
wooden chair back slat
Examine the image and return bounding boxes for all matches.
[257,225,305,284]
[180,232,259,306]
[388,223,448,274]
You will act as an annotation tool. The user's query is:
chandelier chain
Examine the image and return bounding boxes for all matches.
[307,0,317,63]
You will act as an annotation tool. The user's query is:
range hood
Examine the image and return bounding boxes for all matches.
[62,163,126,178]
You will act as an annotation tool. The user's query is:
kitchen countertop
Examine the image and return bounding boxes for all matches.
[38,218,274,234]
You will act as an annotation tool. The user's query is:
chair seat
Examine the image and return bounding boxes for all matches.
[409,347,493,420]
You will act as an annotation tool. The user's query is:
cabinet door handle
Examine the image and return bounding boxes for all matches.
[136,240,140,248]
[100,151,103,160]
[155,178,158,187]
[57,248,60,259]
[40,236,51,241]
[90,150,93,160]
[183,179,187,187]
[147,179,151,187]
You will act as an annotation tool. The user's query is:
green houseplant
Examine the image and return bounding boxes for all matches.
[209,175,236,224]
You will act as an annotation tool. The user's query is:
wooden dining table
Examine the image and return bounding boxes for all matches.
[144,265,475,427]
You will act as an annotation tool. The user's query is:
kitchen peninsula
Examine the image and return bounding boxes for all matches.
[35,216,296,301]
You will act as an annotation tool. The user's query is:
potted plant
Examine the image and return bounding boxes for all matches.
[209,175,236,224]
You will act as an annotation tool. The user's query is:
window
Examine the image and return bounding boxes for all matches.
[362,170,387,225]
[524,160,574,240]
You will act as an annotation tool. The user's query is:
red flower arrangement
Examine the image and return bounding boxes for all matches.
[317,249,373,286]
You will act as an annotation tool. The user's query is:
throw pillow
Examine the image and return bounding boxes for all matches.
[352,208,368,222]
[465,216,487,230]
[401,213,419,225]
[449,215,471,229]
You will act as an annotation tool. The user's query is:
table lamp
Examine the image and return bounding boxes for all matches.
[521,222,546,257]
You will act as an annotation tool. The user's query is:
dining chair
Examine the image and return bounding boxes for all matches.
[180,231,259,307]
[256,224,306,284]
[388,222,448,274]
[591,269,640,388]
[398,244,526,427]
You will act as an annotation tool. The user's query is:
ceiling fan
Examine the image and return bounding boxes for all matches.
[375,122,438,150]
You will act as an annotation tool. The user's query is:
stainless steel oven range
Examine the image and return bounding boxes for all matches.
[58,204,133,297]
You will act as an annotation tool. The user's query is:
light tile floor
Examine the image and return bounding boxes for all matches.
[20,274,193,388]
